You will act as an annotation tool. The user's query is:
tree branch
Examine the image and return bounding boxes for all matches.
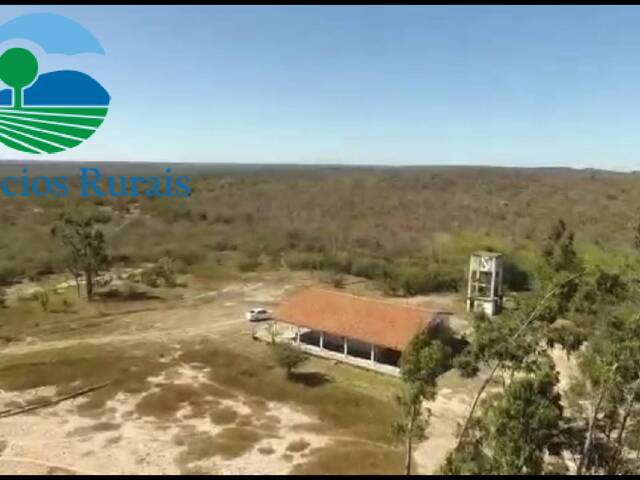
[454,271,585,452]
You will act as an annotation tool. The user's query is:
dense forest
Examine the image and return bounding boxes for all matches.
[1,164,640,295]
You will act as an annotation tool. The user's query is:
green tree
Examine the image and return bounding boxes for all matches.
[395,328,456,474]
[392,381,433,475]
[569,311,640,475]
[51,213,109,301]
[443,358,562,475]
[542,218,581,274]
[0,48,38,109]
[400,335,452,386]
[545,319,586,358]
[272,342,308,378]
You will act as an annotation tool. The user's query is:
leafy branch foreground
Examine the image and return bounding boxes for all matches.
[454,270,585,451]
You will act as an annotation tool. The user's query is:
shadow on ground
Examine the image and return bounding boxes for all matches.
[94,288,163,302]
[288,371,331,388]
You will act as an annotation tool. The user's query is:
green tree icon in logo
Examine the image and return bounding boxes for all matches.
[0,48,38,109]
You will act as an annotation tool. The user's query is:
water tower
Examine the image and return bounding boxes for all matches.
[466,251,503,317]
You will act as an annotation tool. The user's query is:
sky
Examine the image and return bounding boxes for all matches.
[0,5,640,169]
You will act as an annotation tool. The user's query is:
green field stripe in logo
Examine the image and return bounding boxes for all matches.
[0,131,42,153]
[0,116,96,139]
[0,118,87,142]
[0,124,65,153]
[0,107,109,117]
[0,110,104,128]
[0,112,99,134]
[0,120,83,149]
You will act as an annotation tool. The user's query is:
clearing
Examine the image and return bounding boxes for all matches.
[0,270,478,474]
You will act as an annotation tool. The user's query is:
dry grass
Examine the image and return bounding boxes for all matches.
[47,466,77,475]
[0,286,170,344]
[0,331,404,474]
[104,435,122,446]
[208,405,239,426]
[175,431,219,469]
[257,445,275,455]
[69,421,121,437]
[291,440,404,475]
[208,426,272,459]
[135,383,213,420]
[178,339,401,443]
[286,438,310,453]
[0,335,400,445]
[0,342,166,392]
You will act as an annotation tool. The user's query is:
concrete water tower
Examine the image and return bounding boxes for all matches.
[466,251,503,317]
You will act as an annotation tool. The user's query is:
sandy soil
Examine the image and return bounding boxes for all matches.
[0,364,330,475]
[412,365,498,474]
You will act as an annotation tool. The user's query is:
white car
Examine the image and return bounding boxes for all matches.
[245,308,272,322]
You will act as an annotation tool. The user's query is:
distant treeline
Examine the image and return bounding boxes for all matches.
[1,164,639,293]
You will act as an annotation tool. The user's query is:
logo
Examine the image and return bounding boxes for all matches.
[0,13,109,154]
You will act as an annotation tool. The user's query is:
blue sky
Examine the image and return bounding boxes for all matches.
[0,5,639,169]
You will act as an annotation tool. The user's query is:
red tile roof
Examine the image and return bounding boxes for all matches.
[276,287,444,351]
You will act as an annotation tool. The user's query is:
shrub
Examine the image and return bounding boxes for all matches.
[210,237,236,252]
[140,269,160,288]
[88,209,112,224]
[349,257,387,279]
[141,257,178,288]
[272,343,308,377]
[170,247,205,267]
[37,289,49,312]
[61,297,73,311]
[237,255,261,273]
[0,264,22,286]
[331,273,345,289]
[383,264,460,296]
[319,272,346,289]
[453,350,480,378]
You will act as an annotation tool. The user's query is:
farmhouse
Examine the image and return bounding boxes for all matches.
[274,287,450,375]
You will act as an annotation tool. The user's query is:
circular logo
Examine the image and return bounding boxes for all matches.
[0,13,110,154]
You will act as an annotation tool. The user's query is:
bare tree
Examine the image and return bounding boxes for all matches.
[51,213,109,301]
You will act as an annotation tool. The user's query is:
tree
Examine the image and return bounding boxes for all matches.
[633,215,640,252]
[36,289,49,312]
[542,218,581,274]
[51,213,109,301]
[392,381,433,475]
[452,272,583,453]
[141,257,179,288]
[394,329,454,474]
[569,311,640,475]
[400,335,451,386]
[443,357,562,475]
[0,48,38,109]
[272,342,307,377]
[545,319,586,359]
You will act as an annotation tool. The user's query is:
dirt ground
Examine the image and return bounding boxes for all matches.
[0,270,475,475]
